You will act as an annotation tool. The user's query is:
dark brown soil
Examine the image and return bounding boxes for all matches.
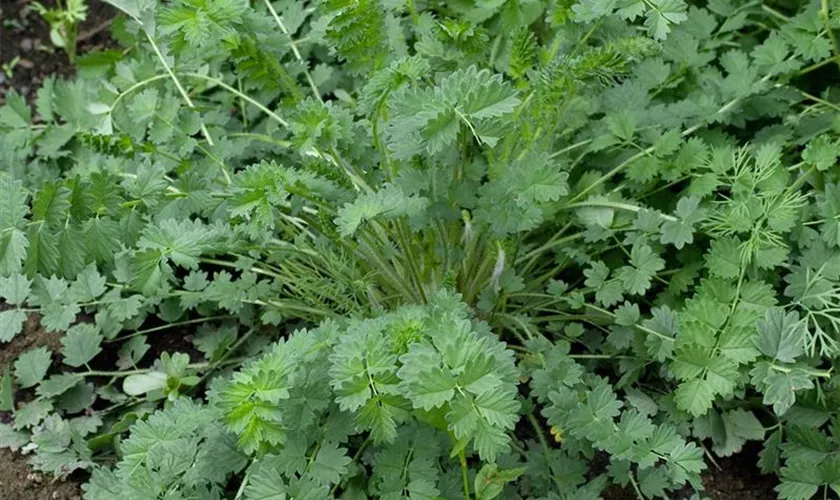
[699,443,778,500]
[0,447,83,500]
[0,312,64,369]
[0,0,114,103]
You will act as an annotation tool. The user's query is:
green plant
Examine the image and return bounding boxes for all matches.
[2,56,21,79]
[31,0,88,62]
[1,0,840,498]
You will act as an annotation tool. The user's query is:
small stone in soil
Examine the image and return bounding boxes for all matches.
[20,38,33,51]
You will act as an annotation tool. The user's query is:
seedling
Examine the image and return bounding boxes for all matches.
[2,56,20,79]
[31,0,87,62]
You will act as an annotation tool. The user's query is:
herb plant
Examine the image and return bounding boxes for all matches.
[31,0,89,62]
[1,0,840,498]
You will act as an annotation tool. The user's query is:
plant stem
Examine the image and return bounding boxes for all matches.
[182,72,289,127]
[459,448,471,500]
[144,33,216,146]
[105,315,235,343]
[195,328,257,388]
[628,472,646,500]
[262,0,322,102]
[821,0,840,72]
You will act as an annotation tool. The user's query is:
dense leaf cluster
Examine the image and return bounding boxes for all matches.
[2,0,840,498]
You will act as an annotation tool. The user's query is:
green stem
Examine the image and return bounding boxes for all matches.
[526,412,551,459]
[459,448,471,500]
[769,363,832,378]
[263,0,322,102]
[821,0,840,73]
[182,72,289,127]
[105,315,235,343]
[109,74,170,112]
[234,466,252,500]
[194,328,257,388]
[229,132,291,148]
[628,472,646,500]
[144,32,215,146]
[518,232,583,267]
[396,220,428,302]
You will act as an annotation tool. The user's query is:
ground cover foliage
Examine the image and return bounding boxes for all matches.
[1,0,840,498]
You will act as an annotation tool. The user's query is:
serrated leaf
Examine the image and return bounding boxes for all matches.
[755,308,806,363]
[0,273,32,305]
[0,423,28,451]
[0,308,28,343]
[61,323,103,367]
[14,347,52,389]
[674,378,714,416]
[474,463,526,500]
[69,265,108,302]
[0,368,13,411]
[37,373,84,398]
[311,441,351,485]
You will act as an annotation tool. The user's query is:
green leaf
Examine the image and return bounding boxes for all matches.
[14,399,53,428]
[572,0,616,22]
[712,409,765,457]
[14,346,52,389]
[778,461,822,500]
[474,463,526,500]
[41,301,81,332]
[335,185,429,236]
[25,225,60,277]
[31,182,72,228]
[409,367,457,410]
[752,363,814,416]
[61,323,103,367]
[0,368,13,411]
[758,430,782,473]
[674,378,715,417]
[660,197,703,249]
[128,88,159,123]
[36,373,84,398]
[617,243,665,295]
[705,236,743,279]
[69,265,108,302]
[0,178,30,275]
[245,460,288,500]
[644,0,688,39]
[311,441,351,485]
[0,308,28,343]
[755,308,806,363]
[802,135,840,172]
[0,273,32,305]
[0,423,28,451]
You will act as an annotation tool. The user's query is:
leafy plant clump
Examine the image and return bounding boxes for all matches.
[1,0,840,498]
